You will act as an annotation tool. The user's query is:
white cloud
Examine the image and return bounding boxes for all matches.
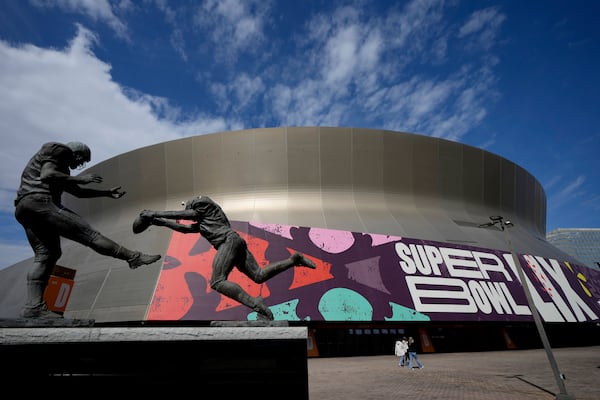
[0,22,246,268]
[194,0,271,63]
[0,24,240,215]
[385,0,445,50]
[260,1,502,141]
[458,6,505,50]
[231,74,265,110]
[153,0,188,61]
[32,0,129,39]
[324,25,360,85]
[548,175,586,210]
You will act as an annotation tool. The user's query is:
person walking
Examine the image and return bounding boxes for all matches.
[395,337,408,366]
[132,195,317,320]
[407,336,424,369]
[14,141,162,319]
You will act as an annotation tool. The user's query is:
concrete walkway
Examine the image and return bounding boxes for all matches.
[308,346,600,399]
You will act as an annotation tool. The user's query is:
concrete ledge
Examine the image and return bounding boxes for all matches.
[0,317,95,327]
[0,325,309,398]
[1,325,306,343]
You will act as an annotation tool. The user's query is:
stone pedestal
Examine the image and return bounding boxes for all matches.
[0,324,309,398]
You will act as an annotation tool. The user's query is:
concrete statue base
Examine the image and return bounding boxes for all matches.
[0,323,309,399]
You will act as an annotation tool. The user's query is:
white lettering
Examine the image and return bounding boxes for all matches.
[396,242,416,274]
[468,281,492,314]
[478,281,512,314]
[424,245,443,275]
[472,251,512,281]
[416,245,433,275]
[411,244,428,274]
[440,248,484,279]
[500,281,531,315]
[406,276,478,313]
[504,253,562,321]
[532,256,598,321]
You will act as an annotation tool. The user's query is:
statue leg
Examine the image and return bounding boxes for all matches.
[210,236,273,320]
[87,235,161,269]
[53,206,161,269]
[252,251,316,283]
[211,279,273,320]
[20,229,63,318]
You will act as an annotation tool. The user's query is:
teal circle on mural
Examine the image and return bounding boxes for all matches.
[318,288,373,321]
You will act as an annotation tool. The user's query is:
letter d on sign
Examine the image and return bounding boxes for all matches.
[44,275,75,312]
[54,283,71,308]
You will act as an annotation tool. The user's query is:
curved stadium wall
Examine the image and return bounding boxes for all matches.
[2,127,599,352]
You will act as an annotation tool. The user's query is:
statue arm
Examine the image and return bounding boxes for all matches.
[41,161,122,199]
[152,218,200,234]
[66,185,126,199]
[40,161,102,185]
[141,209,198,220]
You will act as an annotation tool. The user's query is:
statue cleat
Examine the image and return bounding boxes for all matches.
[253,296,274,321]
[292,252,316,269]
[128,252,161,269]
[256,311,274,321]
[21,304,63,319]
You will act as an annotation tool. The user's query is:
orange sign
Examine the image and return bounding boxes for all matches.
[44,265,76,313]
[307,328,320,357]
[419,328,436,353]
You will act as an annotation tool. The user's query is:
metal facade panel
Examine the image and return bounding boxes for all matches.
[483,151,502,211]
[254,127,288,190]
[192,131,223,194]
[165,136,195,197]
[461,144,484,208]
[288,126,320,189]
[322,189,364,233]
[412,134,439,198]
[352,127,384,192]
[500,159,516,213]
[438,138,464,202]
[320,126,353,190]
[287,189,326,228]
[220,129,256,194]
[382,130,414,195]
[354,190,399,236]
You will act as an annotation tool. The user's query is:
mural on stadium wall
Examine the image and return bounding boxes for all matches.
[147,221,600,323]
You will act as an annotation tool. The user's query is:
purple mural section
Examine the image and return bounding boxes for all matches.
[148,221,600,323]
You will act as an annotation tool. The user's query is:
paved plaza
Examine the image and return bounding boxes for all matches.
[308,345,600,399]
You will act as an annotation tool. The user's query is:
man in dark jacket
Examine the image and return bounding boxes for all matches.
[14,141,161,319]
[407,336,424,369]
[133,195,316,320]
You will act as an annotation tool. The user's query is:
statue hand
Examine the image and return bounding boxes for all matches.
[109,186,126,199]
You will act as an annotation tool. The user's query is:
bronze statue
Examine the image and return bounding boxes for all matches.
[133,195,316,320]
[14,142,162,319]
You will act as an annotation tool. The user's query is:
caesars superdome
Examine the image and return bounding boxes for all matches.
[1,127,598,336]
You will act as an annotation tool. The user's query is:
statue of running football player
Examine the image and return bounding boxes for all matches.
[132,195,316,320]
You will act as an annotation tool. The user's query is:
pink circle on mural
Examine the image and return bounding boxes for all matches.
[309,227,355,253]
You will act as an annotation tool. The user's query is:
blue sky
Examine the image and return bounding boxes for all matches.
[0,0,599,270]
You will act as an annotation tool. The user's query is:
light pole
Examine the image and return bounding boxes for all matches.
[479,216,575,400]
